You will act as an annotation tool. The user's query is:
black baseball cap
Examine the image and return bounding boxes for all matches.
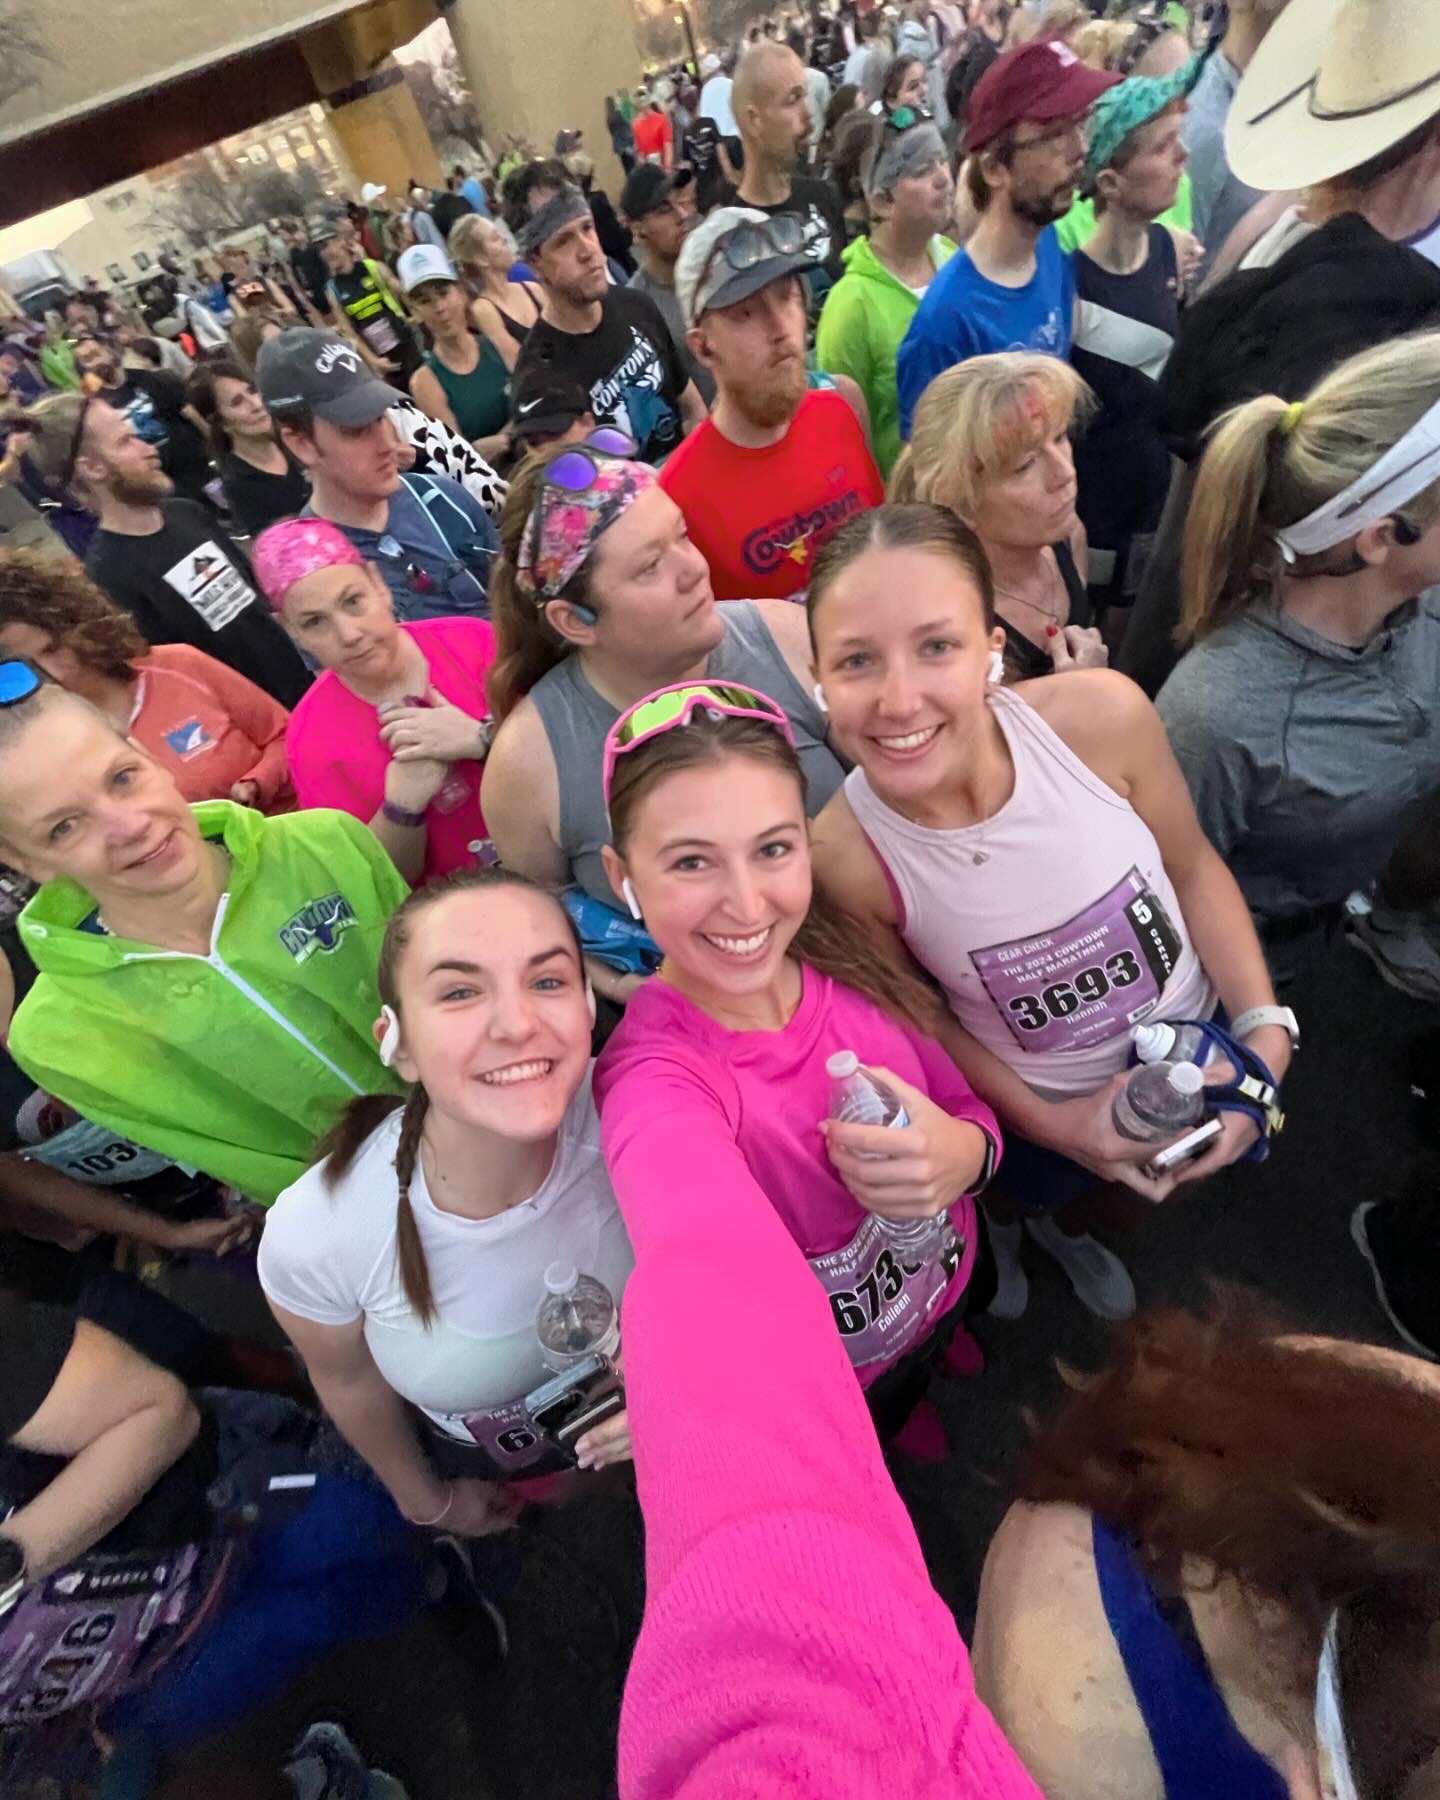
[510,364,593,442]
[255,327,401,427]
[620,163,694,223]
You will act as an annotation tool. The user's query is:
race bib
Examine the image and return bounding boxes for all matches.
[359,314,400,355]
[442,1395,572,1482]
[162,541,256,633]
[809,1213,962,1370]
[971,867,1183,1055]
[22,1118,174,1188]
[0,1544,205,1726]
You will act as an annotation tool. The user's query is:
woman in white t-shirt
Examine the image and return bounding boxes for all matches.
[258,869,634,1537]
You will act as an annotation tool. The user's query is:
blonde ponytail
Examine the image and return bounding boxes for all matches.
[1179,393,1294,642]
[1181,330,1440,644]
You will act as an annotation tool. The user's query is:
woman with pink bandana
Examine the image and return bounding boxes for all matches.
[253,517,497,886]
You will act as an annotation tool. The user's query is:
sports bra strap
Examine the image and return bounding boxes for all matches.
[1091,1516,1289,1800]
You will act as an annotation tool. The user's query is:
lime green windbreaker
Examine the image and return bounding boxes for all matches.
[11,802,407,1206]
[816,232,956,479]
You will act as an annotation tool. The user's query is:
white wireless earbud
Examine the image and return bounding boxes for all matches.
[621,877,643,923]
[377,1003,401,1069]
[987,649,1004,686]
[586,983,598,1026]
[812,682,829,716]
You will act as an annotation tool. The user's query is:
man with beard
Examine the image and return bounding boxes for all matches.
[897,41,1118,436]
[26,391,309,706]
[621,163,714,405]
[731,41,848,322]
[510,181,705,465]
[73,336,217,515]
[659,209,882,602]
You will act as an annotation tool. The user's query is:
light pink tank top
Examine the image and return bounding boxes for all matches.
[845,688,1215,1098]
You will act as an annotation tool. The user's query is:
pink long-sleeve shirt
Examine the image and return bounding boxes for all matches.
[595,966,999,1387]
[285,616,496,886]
[606,974,1037,1799]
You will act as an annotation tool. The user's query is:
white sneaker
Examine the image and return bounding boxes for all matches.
[982,1212,1029,1320]
[1025,1214,1137,1320]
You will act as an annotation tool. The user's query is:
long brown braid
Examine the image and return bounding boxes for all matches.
[310,867,586,1329]
[391,1084,437,1325]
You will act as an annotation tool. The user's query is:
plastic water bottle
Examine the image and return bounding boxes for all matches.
[1112,1059,1206,1143]
[827,1050,946,1257]
[1132,1021,1209,1066]
[536,1262,620,1373]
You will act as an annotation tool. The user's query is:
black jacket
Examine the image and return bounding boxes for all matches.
[1119,215,1440,696]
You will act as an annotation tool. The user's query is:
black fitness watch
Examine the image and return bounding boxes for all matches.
[964,1127,999,1199]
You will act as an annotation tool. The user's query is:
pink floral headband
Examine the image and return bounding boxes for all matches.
[515,446,658,601]
[252,516,364,609]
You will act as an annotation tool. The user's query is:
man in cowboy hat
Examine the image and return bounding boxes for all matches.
[1222,0,1440,271]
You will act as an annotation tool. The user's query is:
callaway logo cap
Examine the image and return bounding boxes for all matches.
[255,327,402,428]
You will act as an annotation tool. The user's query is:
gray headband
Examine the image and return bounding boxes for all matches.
[517,186,591,258]
[864,123,949,199]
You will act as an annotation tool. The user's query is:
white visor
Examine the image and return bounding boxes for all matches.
[1276,395,1440,561]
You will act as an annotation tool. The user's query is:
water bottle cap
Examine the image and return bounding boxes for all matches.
[1131,1022,1174,1063]
[1167,1062,1205,1097]
[543,1260,578,1296]
[826,1049,860,1079]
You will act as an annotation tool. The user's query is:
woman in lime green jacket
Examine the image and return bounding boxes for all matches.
[3,679,405,1204]
[816,117,956,478]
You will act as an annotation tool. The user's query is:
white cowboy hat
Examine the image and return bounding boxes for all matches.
[1225,0,1440,192]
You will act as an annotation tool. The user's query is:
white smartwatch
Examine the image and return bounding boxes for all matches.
[1230,1005,1300,1052]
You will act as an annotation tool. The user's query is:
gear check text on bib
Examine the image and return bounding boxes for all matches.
[971,867,1183,1056]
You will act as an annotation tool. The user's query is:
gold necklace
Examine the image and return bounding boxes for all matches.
[992,555,1064,630]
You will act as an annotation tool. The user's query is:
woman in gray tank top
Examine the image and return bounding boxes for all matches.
[481,442,842,1005]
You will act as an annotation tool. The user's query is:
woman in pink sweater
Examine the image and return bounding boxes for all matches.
[252,517,497,886]
[594,683,1001,1454]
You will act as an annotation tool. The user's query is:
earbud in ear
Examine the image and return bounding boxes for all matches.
[987,649,1004,686]
[377,1004,401,1068]
[1393,516,1422,547]
[621,877,643,922]
[586,983,598,1026]
[812,682,829,716]
[570,603,599,626]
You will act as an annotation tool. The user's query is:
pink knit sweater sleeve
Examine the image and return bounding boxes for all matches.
[602,1056,1041,1800]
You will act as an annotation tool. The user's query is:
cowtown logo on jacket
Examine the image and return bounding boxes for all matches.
[741,483,867,578]
[278,893,359,962]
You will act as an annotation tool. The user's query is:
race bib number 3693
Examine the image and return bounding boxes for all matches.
[970,867,1183,1055]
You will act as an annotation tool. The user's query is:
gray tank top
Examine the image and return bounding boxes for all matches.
[529,599,843,907]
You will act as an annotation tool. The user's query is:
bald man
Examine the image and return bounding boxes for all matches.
[732,41,847,315]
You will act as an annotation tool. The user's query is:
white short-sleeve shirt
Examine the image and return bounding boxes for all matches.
[258,1069,633,1439]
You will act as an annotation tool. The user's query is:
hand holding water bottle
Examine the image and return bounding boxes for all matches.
[820,1064,990,1222]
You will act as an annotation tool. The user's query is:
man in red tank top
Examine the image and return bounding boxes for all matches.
[660,208,884,602]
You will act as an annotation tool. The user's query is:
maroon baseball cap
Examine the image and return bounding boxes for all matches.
[964,39,1121,152]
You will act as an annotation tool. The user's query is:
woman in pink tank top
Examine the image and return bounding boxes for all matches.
[807,505,1293,1323]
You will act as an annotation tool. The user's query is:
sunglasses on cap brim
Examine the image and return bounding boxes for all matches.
[703,214,806,287]
[602,682,796,812]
